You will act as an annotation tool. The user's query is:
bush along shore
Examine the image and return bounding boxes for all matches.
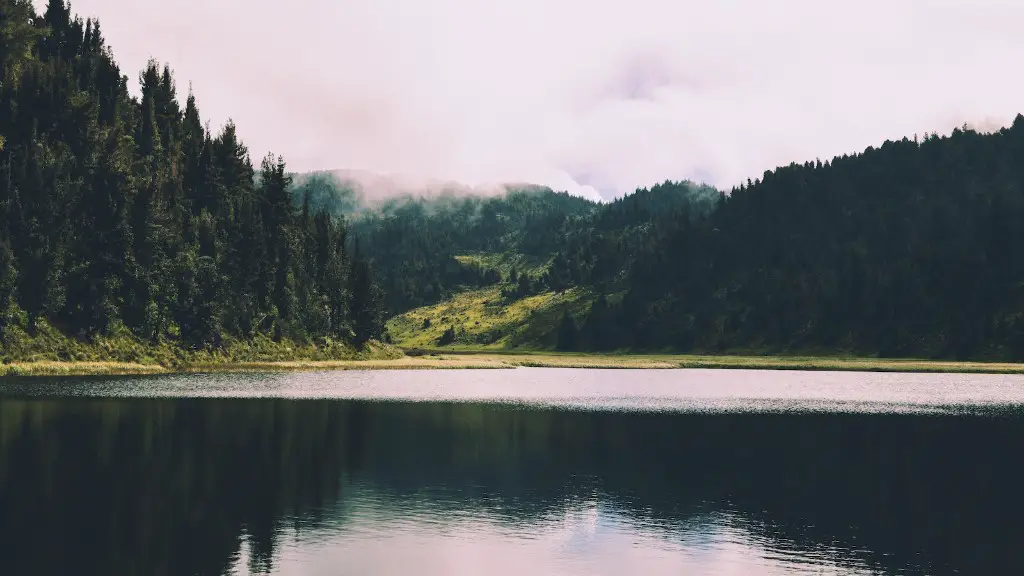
[7,318,1024,376]
[0,316,408,376]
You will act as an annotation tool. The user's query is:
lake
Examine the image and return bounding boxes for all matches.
[2,368,1024,575]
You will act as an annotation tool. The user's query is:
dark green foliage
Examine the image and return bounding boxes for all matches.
[290,171,359,216]
[437,325,456,346]
[0,1,384,350]
[299,178,719,315]
[571,119,1024,359]
[349,241,385,346]
[547,180,723,291]
[555,310,578,351]
[580,294,616,351]
[299,183,600,314]
[0,236,16,331]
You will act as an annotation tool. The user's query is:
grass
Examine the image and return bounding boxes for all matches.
[453,252,549,277]
[0,351,516,377]
[401,350,1024,373]
[1,361,170,376]
[180,356,511,373]
[0,314,409,376]
[384,281,1024,375]
[7,303,1024,376]
[386,285,594,350]
[7,349,1024,377]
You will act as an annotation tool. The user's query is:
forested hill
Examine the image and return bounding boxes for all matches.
[569,119,1024,360]
[293,172,722,314]
[0,0,386,352]
[376,121,1024,361]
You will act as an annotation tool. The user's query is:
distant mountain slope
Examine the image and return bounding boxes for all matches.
[289,172,722,315]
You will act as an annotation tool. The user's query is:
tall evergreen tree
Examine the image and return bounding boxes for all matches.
[349,240,384,347]
[0,234,16,331]
[556,310,578,351]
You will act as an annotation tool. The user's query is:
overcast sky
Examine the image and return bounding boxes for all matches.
[40,0,1024,200]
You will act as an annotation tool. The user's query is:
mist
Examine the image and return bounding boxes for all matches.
[290,169,554,215]
[43,0,1024,200]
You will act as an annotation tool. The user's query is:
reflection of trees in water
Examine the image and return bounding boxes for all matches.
[1,399,1022,575]
[0,399,355,576]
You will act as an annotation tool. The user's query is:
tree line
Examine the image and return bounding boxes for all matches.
[563,119,1024,359]
[0,0,385,349]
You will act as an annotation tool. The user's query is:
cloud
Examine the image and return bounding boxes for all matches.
[47,0,1024,199]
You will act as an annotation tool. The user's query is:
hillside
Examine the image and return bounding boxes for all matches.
[564,120,1024,359]
[381,120,1024,361]
[294,174,720,315]
[386,284,593,350]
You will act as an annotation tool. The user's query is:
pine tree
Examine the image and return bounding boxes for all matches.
[0,0,44,96]
[325,222,349,339]
[349,240,383,347]
[13,141,62,329]
[437,325,456,346]
[0,235,16,332]
[259,153,295,335]
[556,310,578,351]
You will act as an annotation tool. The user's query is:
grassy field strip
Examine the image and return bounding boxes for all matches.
[1,361,170,376]
[403,351,1024,374]
[0,356,514,376]
[385,285,592,350]
[181,357,511,372]
[6,353,1024,376]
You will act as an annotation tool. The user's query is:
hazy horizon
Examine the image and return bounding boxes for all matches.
[38,0,1024,200]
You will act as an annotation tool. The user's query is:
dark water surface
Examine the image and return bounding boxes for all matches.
[2,368,1024,575]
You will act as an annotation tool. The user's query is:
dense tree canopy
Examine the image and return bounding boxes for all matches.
[570,121,1024,359]
[0,0,384,348]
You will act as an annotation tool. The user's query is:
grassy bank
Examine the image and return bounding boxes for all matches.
[0,316,411,376]
[0,356,514,376]
[6,350,1024,376]
[403,349,1024,374]
[6,315,1024,376]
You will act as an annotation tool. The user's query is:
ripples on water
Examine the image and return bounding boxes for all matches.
[2,368,1024,575]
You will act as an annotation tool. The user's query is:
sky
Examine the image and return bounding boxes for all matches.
[38,0,1024,201]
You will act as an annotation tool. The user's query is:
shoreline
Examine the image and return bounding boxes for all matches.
[5,351,1024,376]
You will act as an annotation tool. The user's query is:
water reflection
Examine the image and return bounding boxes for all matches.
[1,396,1022,575]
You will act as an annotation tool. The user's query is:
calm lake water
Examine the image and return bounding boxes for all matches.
[2,368,1024,575]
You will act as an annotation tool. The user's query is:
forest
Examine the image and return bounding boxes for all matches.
[570,120,1024,359]
[293,175,722,315]
[0,0,385,354]
[336,121,1024,360]
[5,1,1024,362]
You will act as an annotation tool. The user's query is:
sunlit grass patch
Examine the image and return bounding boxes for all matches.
[385,286,593,350]
[1,361,168,376]
[415,351,1024,374]
[453,252,549,277]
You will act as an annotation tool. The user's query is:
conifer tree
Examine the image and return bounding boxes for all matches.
[0,235,16,330]
[349,240,384,346]
[556,310,578,351]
